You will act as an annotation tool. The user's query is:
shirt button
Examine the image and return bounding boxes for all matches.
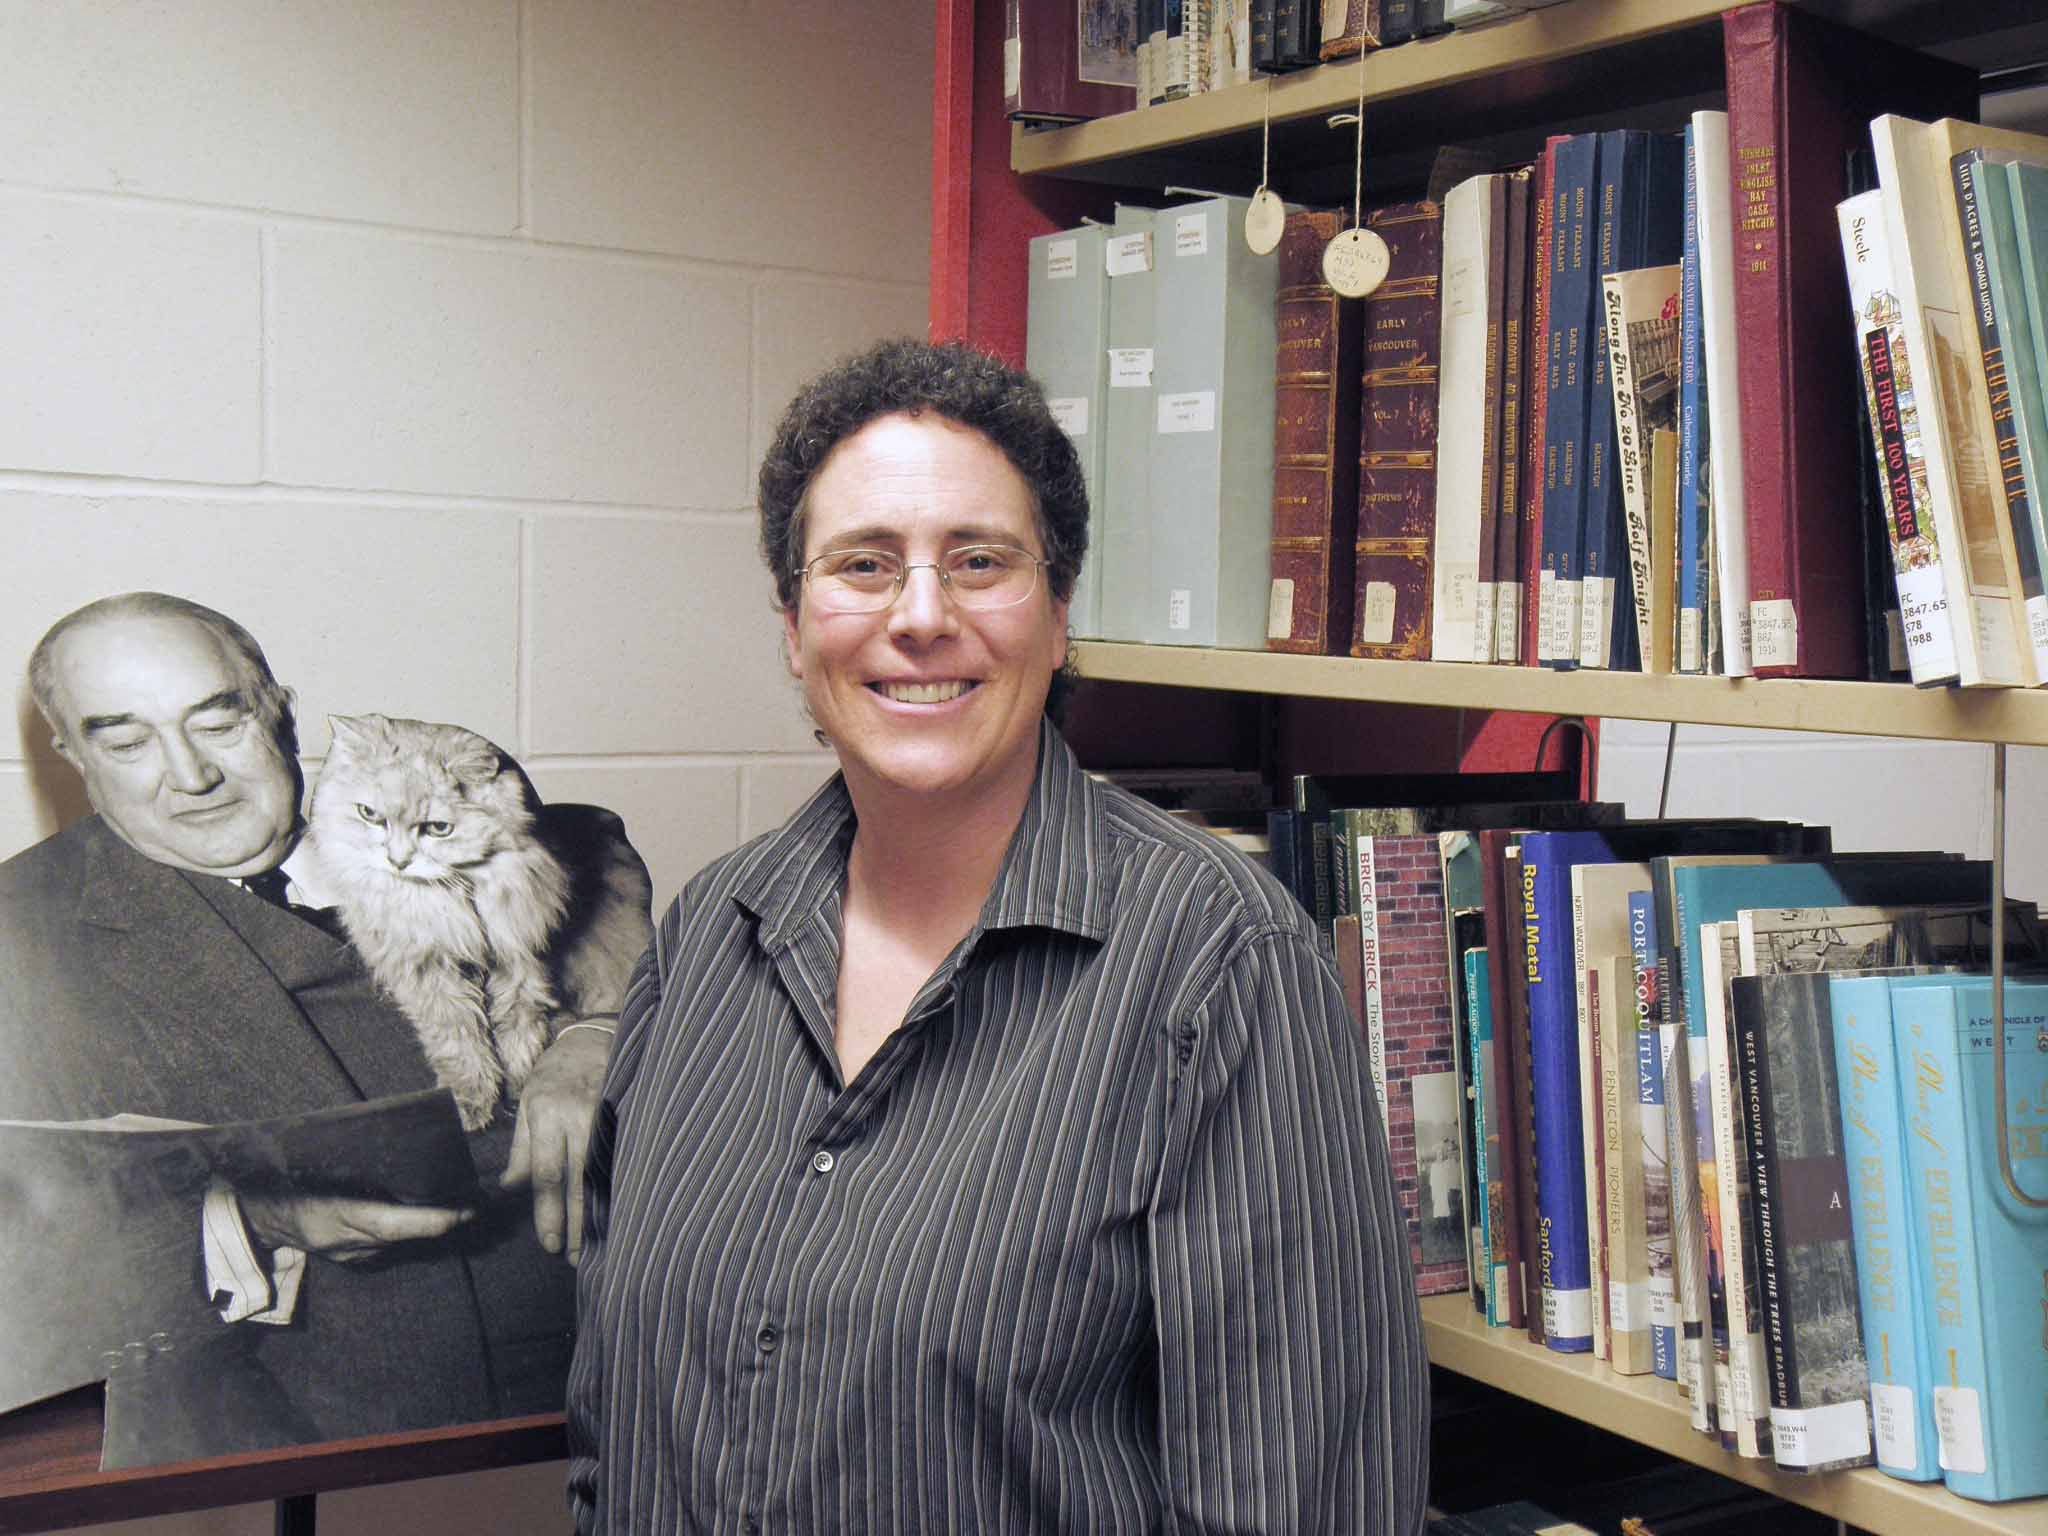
[811,1149,836,1174]
[757,1325,779,1353]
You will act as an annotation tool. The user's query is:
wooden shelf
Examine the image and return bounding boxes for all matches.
[1423,1294,2047,1535]
[1071,641,2048,746]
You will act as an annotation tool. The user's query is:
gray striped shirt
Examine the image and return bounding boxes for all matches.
[567,723,1428,1534]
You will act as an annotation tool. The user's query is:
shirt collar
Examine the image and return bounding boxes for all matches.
[733,719,1112,951]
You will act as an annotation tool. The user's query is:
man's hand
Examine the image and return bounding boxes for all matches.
[500,1025,609,1264]
[238,1190,473,1263]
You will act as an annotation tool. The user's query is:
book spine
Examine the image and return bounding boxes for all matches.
[1601,955,1653,1373]
[1990,158,2048,684]
[1354,200,1444,659]
[1829,976,1941,1481]
[1703,925,1766,1456]
[1473,175,1509,661]
[1576,133,1629,670]
[1955,151,2048,683]
[1270,209,1363,655]
[1521,142,1560,667]
[1837,190,1961,686]
[1431,176,1495,663]
[1538,134,1600,669]
[1354,831,1390,1133]
[1319,0,1382,60]
[1506,841,1546,1342]
[1495,170,1532,662]
[1692,108,1752,676]
[1249,0,1277,71]
[1570,870,1608,1360]
[1677,124,1709,674]
[1523,834,1594,1350]
[1629,890,1678,1380]
[1480,829,1529,1331]
[1465,946,1508,1323]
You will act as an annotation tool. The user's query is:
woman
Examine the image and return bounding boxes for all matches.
[566,339,1428,1534]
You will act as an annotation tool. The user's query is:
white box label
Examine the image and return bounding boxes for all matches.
[1157,391,1216,434]
[1871,1381,1918,1470]
[1106,231,1153,276]
[1267,578,1295,641]
[1175,211,1210,257]
[1679,607,1702,673]
[1771,1399,1872,1470]
[1046,396,1088,437]
[1361,581,1396,646]
[1934,1384,1987,1473]
[1750,596,1798,668]
[1108,347,1154,388]
[1045,238,1078,280]
[1003,36,1020,99]
[1168,588,1192,632]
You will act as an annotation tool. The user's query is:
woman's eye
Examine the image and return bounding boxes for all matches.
[355,804,385,826]
[421,820,453,838]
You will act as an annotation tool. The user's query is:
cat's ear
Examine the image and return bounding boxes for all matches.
[326,714,367,748]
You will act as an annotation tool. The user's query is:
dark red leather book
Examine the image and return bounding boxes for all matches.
[1270,209,1364,655]
[1004,0,1138,124]
[1320,0,1384,61]
[1722,0,1977,677]
[1519,139,1564,668]
[1352,200,1444,660]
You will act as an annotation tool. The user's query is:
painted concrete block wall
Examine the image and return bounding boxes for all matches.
[1,0,928,1528]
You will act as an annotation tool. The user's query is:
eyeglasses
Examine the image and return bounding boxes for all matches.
[796,544,1051,614]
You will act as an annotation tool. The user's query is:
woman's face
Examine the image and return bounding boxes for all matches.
[783,412,1069,811]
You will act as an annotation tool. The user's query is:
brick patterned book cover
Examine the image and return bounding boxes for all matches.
[1348,830,1471,1295]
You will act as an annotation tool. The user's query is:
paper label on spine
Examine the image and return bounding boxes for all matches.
[1750,597,1798,668]
[1550,578,1582,662]
[1894,564,1954,681]
[1108,348,1154,388]
[2027,592,2048,677]
[1174,212,1210,257]
[1106,231,1153,276]
[1361,582,1396,646]
[1164,35,1188,91]
[1871,1381,1918,1469]
[1975,596,2021,685]
[1045,238,1078,280]
[1771,1400,1872,1470]
[1323,0,1351,35]
[1648,1276,1676,1328]
[1003,36,1020,99]
[1046,397,1088,437]
[1578,577,1612,666]
[1168,589,1192,632]
[1267,579,1296,640]
[1496,583,1522,662]
[1474,584,1497,663]
[1157,391,1216,434]
[1607,1279,1648,1332]
[1543,1286,1592,1341]
[1679,608,1702,673]
[1536,569,1557,659]
[1934,1385,1986,1473]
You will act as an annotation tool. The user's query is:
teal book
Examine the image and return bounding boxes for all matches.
[1464,944,1508,1325]
[2012,160,2048,465]
[1990,155,2048,673]
[1025,223,1112,639]
[1828,974,1943,1483]
[1889,975,2048,1502]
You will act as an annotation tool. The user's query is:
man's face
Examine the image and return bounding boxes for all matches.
[46,615,300,878]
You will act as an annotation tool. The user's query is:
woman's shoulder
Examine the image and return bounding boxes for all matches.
[1091,779,1316,944]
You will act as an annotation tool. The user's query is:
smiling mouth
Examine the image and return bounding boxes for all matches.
[173,801,243,822]
[872,680,976,704]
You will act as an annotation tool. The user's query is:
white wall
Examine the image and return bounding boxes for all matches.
[1598,719,2048,907]
[0,0,931,1529]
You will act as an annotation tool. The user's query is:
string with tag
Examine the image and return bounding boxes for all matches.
[1244,79,1285,255]
[1321,57,1389,298]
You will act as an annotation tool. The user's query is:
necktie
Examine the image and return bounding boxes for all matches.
[244,868,294,910]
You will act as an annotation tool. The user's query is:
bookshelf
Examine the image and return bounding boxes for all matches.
[937,0,2048,1529]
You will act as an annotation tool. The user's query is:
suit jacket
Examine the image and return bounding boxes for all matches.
[0,815,575,1466]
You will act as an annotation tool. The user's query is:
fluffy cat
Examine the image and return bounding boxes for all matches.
[306,713,655,1131]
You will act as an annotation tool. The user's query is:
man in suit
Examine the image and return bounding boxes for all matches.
[0,591,614,1466]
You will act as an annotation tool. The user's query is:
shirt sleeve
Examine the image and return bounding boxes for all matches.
[1149,925,1430,1536]
[565,911,667,1534]
[202,1180,306,1325]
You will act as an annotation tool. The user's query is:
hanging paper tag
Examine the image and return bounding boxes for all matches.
[1323,225,1390,298]
[1245,188,1286,255]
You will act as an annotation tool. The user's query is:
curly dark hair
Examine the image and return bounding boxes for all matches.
[758,337,1090,720]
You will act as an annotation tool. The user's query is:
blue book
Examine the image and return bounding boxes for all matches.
[1828,974,1943,1483]
[1629,889,1678,1381]
[1580,129,1685,671]
[1889,976,2048,1503]
[1463,945,1508,1325]
[1677,123,1710,674]
[1517,828,1617,1350]
[1538,133,1601,670]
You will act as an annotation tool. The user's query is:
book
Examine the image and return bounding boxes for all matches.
[1829,973,1943,1482]
[1440,830,1491,1314]
[1479,826,1532,1332]
[1141,196,1280,649]
[1005,0,1139,123]
[1691,109,1749,677]
[1353,199,1445,659]
[1630,889,1679,1381]
[1677,121,1712,674]
[1269,208,1364,655]
[1604,265,1682,672]
[1702,918,1769,1455]
[1598,950,1655,1374]
[1870,115,2026,687]
[1464,942,1509,1323]
[1580,131,1683,673]
[1538,133,1600,669]
[1495,169,1533,662]
[1432,173,1508,663]
[1097,204,1159,643]
[1890,976,2048,1502]
[1838,188,1962,685]
[1961,148,2048,682]
[1650,427,1681,676]
[1319,0,1382,60]
[1504,837,1546,1341]
[1520,140,1562,668]
[1722,4,1976,679]
[1026,223,1113,639]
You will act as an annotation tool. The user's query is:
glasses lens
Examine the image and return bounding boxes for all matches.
[809,550,901,612]
[945,545,1039,609]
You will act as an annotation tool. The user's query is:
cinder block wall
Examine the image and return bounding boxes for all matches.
[0,0,933,919]
[0,2,930,1530]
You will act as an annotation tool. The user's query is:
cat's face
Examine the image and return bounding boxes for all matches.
[311,715,532,884]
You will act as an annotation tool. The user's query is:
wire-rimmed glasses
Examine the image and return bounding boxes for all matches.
[796,543,1051,614]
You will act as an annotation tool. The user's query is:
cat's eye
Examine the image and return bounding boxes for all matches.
[420,820,453,838]
[355,804,385,826]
